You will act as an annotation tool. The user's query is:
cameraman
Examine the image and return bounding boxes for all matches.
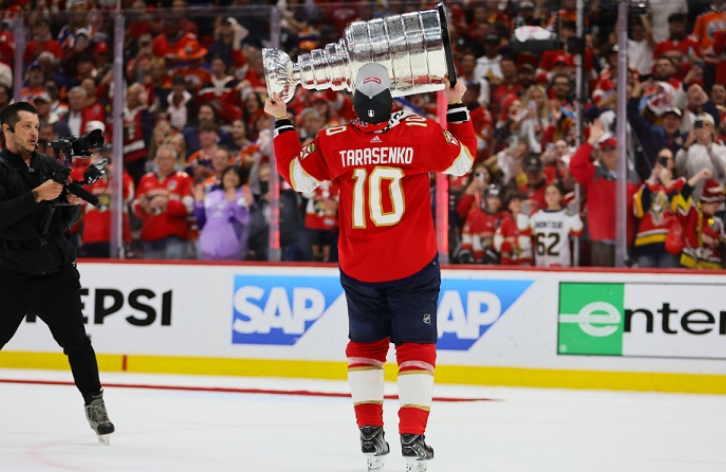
[0,102,114,442]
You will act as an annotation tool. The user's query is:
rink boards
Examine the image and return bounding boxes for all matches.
[2,262,726,394]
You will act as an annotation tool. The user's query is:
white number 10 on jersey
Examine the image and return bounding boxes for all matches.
[351,167,405,228]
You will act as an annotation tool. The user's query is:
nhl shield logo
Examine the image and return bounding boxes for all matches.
[368,109,375,118]
[423,313,431,325]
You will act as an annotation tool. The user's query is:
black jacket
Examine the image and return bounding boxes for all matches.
[0,148,81,274]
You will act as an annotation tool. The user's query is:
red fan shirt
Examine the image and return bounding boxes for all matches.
[132,171,193,242]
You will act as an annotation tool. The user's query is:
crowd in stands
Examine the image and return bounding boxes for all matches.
[1,0,725,269]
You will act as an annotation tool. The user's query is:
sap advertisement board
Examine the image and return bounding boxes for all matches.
[6,262,726,375]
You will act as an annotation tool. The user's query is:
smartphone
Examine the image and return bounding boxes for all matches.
[694,120,704,129]
[658,156,668,166]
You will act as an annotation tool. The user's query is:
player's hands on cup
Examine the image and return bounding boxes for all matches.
[443,75,466,105]
[34,180,64,202]
[264,92,289,120]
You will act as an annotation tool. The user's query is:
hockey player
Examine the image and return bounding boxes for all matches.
[529,183,583,267]
[265,64,476,472]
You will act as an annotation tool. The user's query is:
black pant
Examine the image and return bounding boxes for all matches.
[0,265,101,401]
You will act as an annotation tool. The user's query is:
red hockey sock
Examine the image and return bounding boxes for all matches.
[395,343,436,435]
[347,338,390,428]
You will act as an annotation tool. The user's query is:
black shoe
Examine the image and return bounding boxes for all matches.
[401,434,434,472]
[360,426,389,472]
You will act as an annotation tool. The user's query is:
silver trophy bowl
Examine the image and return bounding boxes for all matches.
[263,3,457,103]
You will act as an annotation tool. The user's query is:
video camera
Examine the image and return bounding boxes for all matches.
[47,129,107,207]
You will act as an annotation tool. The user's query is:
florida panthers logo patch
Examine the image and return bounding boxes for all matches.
[300,142,315,160]
[443,130,458,145]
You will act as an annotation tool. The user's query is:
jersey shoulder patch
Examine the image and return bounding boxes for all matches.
[300,141,316,160]
[442,129,459,146]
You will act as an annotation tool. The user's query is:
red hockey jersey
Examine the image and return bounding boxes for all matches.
[675,195,725,269]
[461,209,510,262]
[304,181,339,231]
[274,107,476,282]
[132,171,194,242]
[82,172,135,244]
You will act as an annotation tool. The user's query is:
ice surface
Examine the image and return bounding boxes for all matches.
[1,369,724,472]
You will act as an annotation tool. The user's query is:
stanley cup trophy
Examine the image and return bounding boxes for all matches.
[263,3,457,103]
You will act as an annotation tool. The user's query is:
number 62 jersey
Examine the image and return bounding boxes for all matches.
[529,208,584,267]
[273,107,476,283]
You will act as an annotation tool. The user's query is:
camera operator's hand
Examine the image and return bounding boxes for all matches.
[66,194,83,206]
[33,180,64,202]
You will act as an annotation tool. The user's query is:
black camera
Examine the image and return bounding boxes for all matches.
[46,129,106,207]
[630,0,648,17]
[49,129,104,159]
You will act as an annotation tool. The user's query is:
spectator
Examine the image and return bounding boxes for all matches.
[474,32,504,88]
[81,153,135,258]
[63,86,98,137]
[677,172,725,269]
[676,113,726,199]
[207,17,246,68]
[21,61,45,101]
[45,79,68,120]
[692,0,726,91]
[200,148,234,194]
[119,83,152,186]
[32,92,58,125]
[653,13,698,62]
[490,56,520,118]
[199,56,241,124]
[459,184,510,265]
[649,1,688,44]
[494,191,533,266]
[628,81,687,166]
[298,107,324,143]
[457,163,492,223]
[633,149,685,268]
[167,74,194,131]
[628,16,656,79]
[186,121,220,184]
[519,85,551,154]
[175,39,212,93]
[24,17,63,63]
[711,83,726,116]
[303,181,339,262]
[183,103,233,155]
[164,133,188,168]
[193,165,254,261]
[529,183,583,267]
[247,161,272,260]
[519,154,551,213]
[458,51,490,107]
[569,119,639,266]
[462,81,494,162]
[152,16,194,62]
[682,84,721,133]
[133,145,194,260]
[229,118,252,156]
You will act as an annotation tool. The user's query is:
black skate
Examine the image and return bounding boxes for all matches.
[401,434,434,472]
[85,392,115,445]
[360,425,389,472]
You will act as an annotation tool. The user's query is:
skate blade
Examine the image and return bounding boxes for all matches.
[365,453,385,472]
[405,457,428,472]
[97,434,112,446]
